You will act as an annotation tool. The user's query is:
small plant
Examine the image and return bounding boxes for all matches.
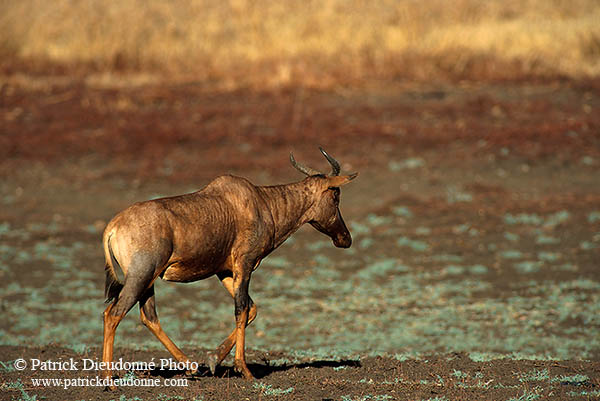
[392,206,413,218]
[357,259,410,279]
[156,394,184,401]
[123,370,137,381]
[588,211,600,223]
[397,236,429,252]
[514,261,542,274]
[508,389,541,401]
[535,235,559,245]
[115,395,143,401]
[342,395,392,401]
[388,158,425,171]
[7,379,38,401]
[0,360,16,372]
[516,368,549,382]
[253,382,294,396]
[500,250,523,259]
[451,369,469,379]
[550,373,589,385]
[567,390,600,397]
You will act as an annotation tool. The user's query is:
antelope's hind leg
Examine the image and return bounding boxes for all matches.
[102,249,170,386]
[207,272,257,378]
[139,285,195,373]
[102,276,151,384]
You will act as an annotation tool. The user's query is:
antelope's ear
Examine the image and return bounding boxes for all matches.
[327,173,358,188]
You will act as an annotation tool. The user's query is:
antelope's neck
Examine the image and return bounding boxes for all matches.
[259,181,315,247]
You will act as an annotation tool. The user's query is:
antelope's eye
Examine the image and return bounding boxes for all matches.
[329,188,340,202]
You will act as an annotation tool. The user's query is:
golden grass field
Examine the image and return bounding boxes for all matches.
[1,0,599,84]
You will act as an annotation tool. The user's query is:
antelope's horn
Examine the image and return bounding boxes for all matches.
[319,147,341,176]
[290,152,322,176]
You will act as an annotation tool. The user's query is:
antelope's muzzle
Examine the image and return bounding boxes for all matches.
[333,232,352,248]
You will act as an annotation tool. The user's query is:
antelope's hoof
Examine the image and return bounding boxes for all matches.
[102,373,116,391]
[234,360,255,380]
[186,363,198,376]
[207,352,218,376]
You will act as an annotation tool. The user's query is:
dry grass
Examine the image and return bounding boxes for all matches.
[1,0,600,84]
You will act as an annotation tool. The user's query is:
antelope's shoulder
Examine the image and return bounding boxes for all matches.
[203,175,258,196]
[203,174,268,214]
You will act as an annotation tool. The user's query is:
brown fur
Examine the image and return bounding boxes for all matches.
[101,151,356,384]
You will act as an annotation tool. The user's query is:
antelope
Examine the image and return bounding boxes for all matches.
[101,148,357,383]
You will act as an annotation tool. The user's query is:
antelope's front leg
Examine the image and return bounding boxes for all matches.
[232,272,254,379]
[207,272,257,375]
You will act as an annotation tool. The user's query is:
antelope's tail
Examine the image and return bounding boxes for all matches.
[104,234,124,304]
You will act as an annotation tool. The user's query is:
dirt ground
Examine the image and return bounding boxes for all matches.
[1,345,599,401]
[1,68,599,400]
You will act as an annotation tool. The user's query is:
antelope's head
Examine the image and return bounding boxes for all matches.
[290,147,357,248]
